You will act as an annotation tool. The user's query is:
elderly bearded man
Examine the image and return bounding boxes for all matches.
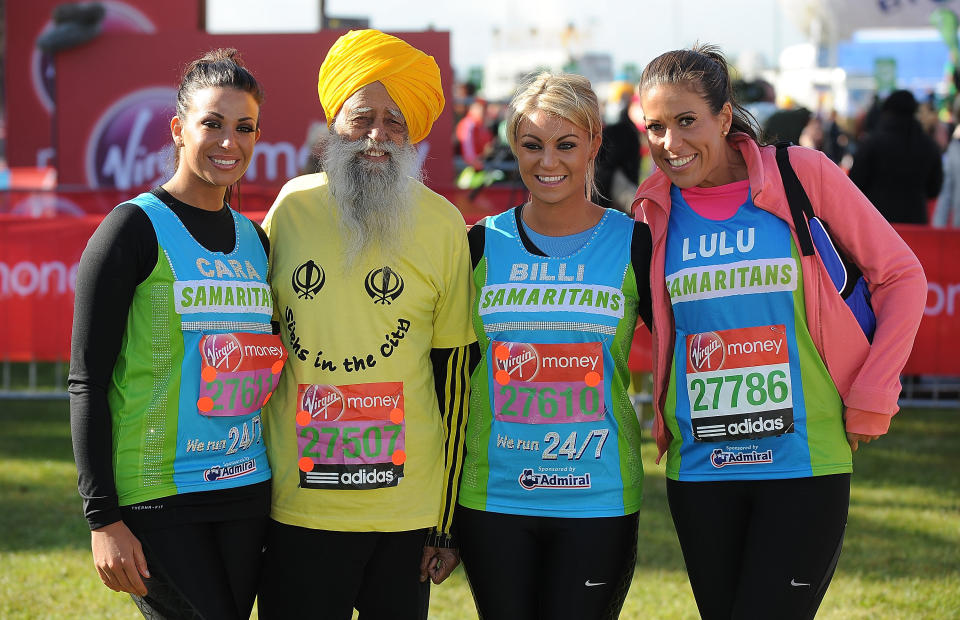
[257,30,475,619]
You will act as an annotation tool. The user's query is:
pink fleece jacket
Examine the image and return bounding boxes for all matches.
[635,135,927,463]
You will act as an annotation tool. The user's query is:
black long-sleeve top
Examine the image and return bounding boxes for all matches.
[68,188,271,531]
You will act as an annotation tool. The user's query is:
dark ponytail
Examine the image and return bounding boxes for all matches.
[639,43,767,145]
[176,48,263,121]
[173,48,264,207]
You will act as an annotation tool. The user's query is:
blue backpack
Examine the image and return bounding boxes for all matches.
[775,143,876,342]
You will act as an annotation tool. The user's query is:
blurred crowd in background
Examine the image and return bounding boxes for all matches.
[443,75,960,228]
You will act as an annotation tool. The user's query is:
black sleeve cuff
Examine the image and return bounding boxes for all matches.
[425,528,457,548]
[85,506,123,532]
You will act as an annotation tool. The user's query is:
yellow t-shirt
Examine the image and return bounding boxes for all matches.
[262,173,475,532]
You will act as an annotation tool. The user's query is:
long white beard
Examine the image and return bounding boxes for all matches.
[322,134,420,269]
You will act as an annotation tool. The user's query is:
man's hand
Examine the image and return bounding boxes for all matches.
[419,545,460,585]
[91,520,150,596]
[846,432,881,452]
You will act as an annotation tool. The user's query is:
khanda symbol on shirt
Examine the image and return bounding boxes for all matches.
[365,266,405,305]
[293,260,326,299]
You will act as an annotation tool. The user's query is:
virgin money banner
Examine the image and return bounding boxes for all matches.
[899,225,960,375]
[0,187,279,217]
[5,0,200,168]
[2,216,957,371]
[0,184,517,221]
[0,216,99,361]
[0,189,136,216]
[54,31,454,192]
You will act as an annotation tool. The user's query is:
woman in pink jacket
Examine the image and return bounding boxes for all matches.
[634,44,926,620]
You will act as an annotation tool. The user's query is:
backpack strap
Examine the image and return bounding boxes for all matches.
[775,142,864,298]
[775,142,816,257]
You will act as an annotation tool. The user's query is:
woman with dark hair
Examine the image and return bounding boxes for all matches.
[849,89,943,224]
[69,48,284,619]
[635,45,926,620]
[456,71,652,620]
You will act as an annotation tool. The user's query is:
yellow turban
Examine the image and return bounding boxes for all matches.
[318,29,445,144]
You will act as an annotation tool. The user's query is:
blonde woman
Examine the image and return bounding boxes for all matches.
[456,72,653,620]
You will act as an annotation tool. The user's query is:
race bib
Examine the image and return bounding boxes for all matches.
[196,333,287,417]
[491,341,605,424]
[685,325,794,442]
[295,382,405,490]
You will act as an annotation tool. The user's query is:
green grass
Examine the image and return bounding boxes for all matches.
[1,400,958,619]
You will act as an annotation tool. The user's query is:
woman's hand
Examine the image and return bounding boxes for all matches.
[91,521,150,596]
[846,432,882,452]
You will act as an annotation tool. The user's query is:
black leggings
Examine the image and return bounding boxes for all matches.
[667,474,850,620]
[130,515,268,620]
[257,520,430,620]
[456,505,639,620]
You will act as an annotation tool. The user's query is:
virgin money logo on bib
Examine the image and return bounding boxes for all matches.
[201,334,243,372]
[685,325,794,443]
[300,384,345,422]
[85,87,176,189]
[494,342,540,381]
[296,382,406,490]
[492,341,606,424]
[689,331,725,372]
